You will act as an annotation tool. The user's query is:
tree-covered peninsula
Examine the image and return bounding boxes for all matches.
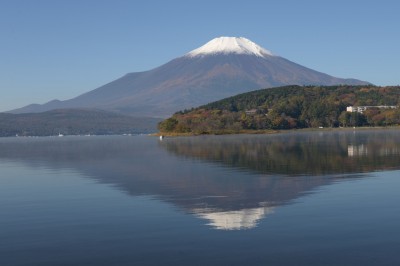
[158,85,400,134]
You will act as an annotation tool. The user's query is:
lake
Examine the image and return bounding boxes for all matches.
[1,130,400,265]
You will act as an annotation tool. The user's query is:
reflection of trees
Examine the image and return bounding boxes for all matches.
[160,130,400,175]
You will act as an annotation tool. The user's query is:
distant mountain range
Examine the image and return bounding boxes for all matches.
[0,109,160,137]
[10,37,369,117]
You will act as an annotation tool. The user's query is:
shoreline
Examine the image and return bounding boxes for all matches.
[155,126,400,137]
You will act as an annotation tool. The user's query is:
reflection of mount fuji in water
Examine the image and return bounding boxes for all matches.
[1,130,400,230]
[0,136,326,230]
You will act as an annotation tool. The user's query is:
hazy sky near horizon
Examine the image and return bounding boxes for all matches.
[1,0,399,112]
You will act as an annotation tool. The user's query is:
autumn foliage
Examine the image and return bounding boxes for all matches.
[159,85,400,134]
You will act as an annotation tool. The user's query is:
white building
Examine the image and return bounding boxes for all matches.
[346,105,397,113]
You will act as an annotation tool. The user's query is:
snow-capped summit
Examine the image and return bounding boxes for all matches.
[186,36,273,58]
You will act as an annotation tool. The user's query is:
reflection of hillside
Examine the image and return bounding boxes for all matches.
[160,130,400,175]
[2,132,396,229]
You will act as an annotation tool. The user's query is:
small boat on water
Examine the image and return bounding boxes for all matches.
[159,135,164,140]
[58,133,64,137]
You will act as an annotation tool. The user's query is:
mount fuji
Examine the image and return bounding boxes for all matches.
[11,37,369,117]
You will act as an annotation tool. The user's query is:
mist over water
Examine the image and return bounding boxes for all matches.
[1,130,400,265]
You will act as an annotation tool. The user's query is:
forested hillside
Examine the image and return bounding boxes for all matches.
[159,85,400,134]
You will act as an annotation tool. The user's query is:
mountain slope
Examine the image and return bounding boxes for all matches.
[11,37,369,117]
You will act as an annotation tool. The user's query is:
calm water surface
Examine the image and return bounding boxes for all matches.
[1,130,400,265]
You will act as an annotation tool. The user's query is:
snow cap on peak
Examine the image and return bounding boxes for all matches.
[186,36,273,58]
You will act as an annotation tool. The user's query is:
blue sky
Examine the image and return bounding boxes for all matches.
[1,0,399,112]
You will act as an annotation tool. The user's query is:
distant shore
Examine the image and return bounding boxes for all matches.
[156,126,400,137]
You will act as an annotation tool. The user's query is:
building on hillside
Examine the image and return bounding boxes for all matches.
[346,105,397,113]
[245,109,257,115]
